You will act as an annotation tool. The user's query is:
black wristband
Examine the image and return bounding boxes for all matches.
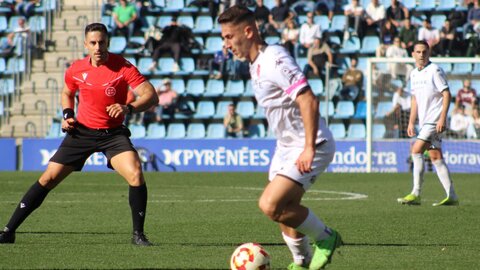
[63,108,75,120]
[127,104,134,115]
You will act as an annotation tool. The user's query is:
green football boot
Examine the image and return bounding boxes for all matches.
[309,230,342,270]
[432,197,459,206]
[287,262,308,270]
[397,194,421,205]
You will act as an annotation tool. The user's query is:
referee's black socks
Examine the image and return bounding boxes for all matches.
[129,183,148,233]
[5,181,50,232]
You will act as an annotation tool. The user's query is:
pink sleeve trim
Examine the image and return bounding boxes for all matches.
[285,77,308,94]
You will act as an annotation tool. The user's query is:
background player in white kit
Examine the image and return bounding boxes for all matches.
[218,5,341,270]
[398,40,459,206]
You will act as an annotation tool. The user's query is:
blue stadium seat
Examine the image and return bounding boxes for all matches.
[157,15,172,28]
[471,80,480,92]
[373,123,386,139]
[264,0,275,9]
[402,0,417,10]
[237,101,255,118]
[144,16,157,29]
[0,79,14,96]
[28,16,46,33]
[415,0,436,12]
[296,57,308,70]
[101,16,112,30]
[329,35,341,49]
[329,15,345,32]
[206,123,226,139]
[472,63,480,75]
[430,14,446,30]
[204,79,225,97]
[194,15,213,34]
[187,123,206,139]
[138,57,154,75]
[5,58,25,75]
[163,0,184,12]
[170,78,185,95]
[339,36,361,54]
[353,101,367,119]
[193,101,215,119]
[214,101,232,119]
[360,36,380,55]
[125,57,137,67]
[248,123,266,138]
[124,36,145,54]
[146,123,166,139]
[448,79,463,97]
[129,124,147,139]
[436,0,456,12]
[0,57,6,74]
[155,57,175,75]
[204,36,223,54]
[166,123,186,139]
[244,80,255,97]
[436,62,452,73]
[212,16,222,34]
[357,57,368,71]
[334,101,355,119]
[329,123,346,139]
[347,123,366,139]
[108,36,127,54]
[253,106,266,119]
[0,101,3,116]
[224,80,245,97]
[177,15,194,29]
[314,15,330,31]
[174,100,195,119]
[265,36,280,45]
[186,79,205,97]
[0,16,8,33]
[309,79,324,96]
[374,101,392,119]
[451,63,472,75]
[8,16,20,32]
[177,57,195,76]
[319,101,334,117]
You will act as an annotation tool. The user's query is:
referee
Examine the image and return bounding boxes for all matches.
[0,23,158,245]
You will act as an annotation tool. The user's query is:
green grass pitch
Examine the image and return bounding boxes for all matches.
[0,172,479,269]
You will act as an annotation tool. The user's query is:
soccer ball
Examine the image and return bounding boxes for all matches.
[230,242,271,270]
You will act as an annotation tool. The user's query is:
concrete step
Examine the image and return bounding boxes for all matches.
[0,115,54,138]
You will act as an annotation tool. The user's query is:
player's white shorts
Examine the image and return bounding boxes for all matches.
[268,139,335,190]
[417,124,444,149]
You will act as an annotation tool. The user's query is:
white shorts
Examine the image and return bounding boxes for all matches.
[268,139,335,191]
[417,124,444,149]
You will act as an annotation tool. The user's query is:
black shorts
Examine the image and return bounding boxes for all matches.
[50,123,137,171]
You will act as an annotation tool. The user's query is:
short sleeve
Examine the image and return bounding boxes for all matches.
[269,47,308,100]
[123,59,146,89]
[433,66,449,92]
[64,65,78,92]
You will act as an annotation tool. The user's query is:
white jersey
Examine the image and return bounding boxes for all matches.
[249,45,333,148]
[409,62,449,127]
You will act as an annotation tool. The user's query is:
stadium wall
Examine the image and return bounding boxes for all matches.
[0,138,478,173]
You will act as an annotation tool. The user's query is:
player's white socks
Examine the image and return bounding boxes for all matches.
[411,153,425,196]
[432,159,458,199]
[282,232,312,266]
[295,209,331,242]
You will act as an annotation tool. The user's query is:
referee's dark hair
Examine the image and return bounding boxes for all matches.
[217,5,255,25]
[85,23,109,37]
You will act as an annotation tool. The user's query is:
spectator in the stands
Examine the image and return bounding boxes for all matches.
[398,18,417,54]
[266,0,293,36]
[188,0,220,20]
[386,0,409,29]
[455,79,477,116]
[155,78,179,122]
[112,0,137,42]
[473,107,480,137]
[438,20,457,56]
[385,37,412,79]
[418,18,440,56]
[314,0,335,21]
[340,57,363,102]
[0,33,16,58]
[376,19,397,56]
[12,17,30,55]
[299,11,321,57]
[15,0,38,20]
[365,0,386,35]
[303,36,333,82]
[148,18,198,73]
[281,18,299,58]
[463,0,480,39]
[230,56,250,81]
[449,106,476,139]
[209,45,233,80]
[254,0,271,36]
[343,0,365,40]
[224,103,244,138]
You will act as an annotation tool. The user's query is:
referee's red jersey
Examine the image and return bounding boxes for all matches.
[64,53,146,129]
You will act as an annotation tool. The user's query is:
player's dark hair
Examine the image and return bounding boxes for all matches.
[217,5,255,25]
[85,23,108,36]
[413,40,430,50]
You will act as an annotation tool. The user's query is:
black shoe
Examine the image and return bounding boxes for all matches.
[0,231,15,244]
[131,231,152,246]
